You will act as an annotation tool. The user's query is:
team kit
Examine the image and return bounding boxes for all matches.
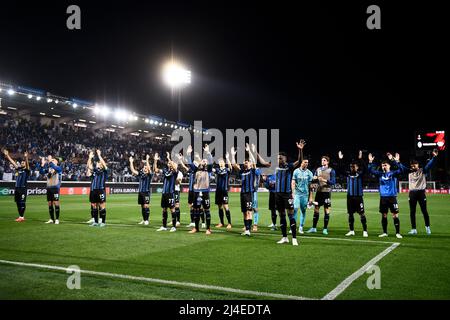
[3,141,438,246]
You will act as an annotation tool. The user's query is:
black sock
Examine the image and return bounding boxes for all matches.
[410,211,417,229]
[94,207,99,223]
[348,213,355,231]
[144,207,150,221]
[312,212,319,228]
[55,206,60,220]
[175,207,181,222]
[225,209,231,224]
[141,207,146,220]
[393,217,400,234]
[218,208,225,225]
[194,210,200,230]
[49,206,55,221]
[245,219,251,231]
[289,215,297,238]
[99,208,106,224]
[190,207,194,223]
[381,216,388,233]
[20,205,26,217]
[172,211,177,228]
[201,209,205,223]
[90,205,95,218]
[280,214,287,237]
[205,210,211,229]
[324,213,330,229]
[360,214,367,231]
[271,209,277,225]
[423,212,430,228]
[162,210,168,227]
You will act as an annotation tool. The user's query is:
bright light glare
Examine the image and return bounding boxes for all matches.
[7,89,15,95]
[28,94,33,99]
[115,109,128,120]
[162,61,191,88]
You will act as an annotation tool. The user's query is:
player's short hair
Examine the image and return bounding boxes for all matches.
[321,156,330,162]
[381,160,390,165]
[302,158,309,162]
[350,161,359,166]
[278,152,287,158]
[410,159,419,165]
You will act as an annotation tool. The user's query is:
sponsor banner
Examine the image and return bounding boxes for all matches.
[110,187,139,194]
[401,188,450,194]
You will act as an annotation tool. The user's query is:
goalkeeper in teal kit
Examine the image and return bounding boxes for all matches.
[292,159,313,234]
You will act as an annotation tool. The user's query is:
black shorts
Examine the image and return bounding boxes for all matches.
[240,192,253,213]
[90,189,106,203]
[174,191,181,204]
[138,192,151,205]
[14,187,27,203]
[409,189,426,203]
[193,192,210,209]
[347,195,364,214]
[275,192,294,211]
[379,196,399,214]
[269,192,276,210]
[46,188,60,202]
[188,191,195,205]
[315,192,331,208]
[161,193,175,209]
[215,190,229,205]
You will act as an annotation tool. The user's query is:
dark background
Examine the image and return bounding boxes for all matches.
[0,1,448,166]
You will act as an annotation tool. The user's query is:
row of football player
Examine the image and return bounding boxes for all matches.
[2,143,438,246]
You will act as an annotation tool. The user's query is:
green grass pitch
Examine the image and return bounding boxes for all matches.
[0,192,449,300]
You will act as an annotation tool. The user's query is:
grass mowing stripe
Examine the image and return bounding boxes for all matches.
[0,259,314,300]
[321,242,400,300]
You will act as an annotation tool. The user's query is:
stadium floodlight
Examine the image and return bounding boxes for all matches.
[47,98,53,103]
[73,103,78,108]
[7,89,15,95]
[55,100,59,104]
[27,94,33,99]
[36,96,41,101]
[159,122,162,126]
[115,109,128,121]
[162,61,191,88]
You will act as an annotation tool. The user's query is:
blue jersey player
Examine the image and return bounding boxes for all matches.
[3,149,30,222]
[129,154,153,226]
[86,150,109,227]
[39,155,63,225]
[212,152,233,229]
[263,173,277,230]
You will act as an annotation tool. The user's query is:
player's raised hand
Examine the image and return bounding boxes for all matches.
[186,145,193,154]
[432,148,439,157]
[386,152,393,161]
[166,151,171,160]
[146,154,150,161]
[24,152,28,158]
[338,151,344,159]
[154,153,160,161]
[225,152,230,159]
[394,153,400,162]
[245,143,250,152]
[230,146,237,156]
[129,156,134,162]
[251,143,257,153]
[88,150,94,159]
[96,149,101,156]
[296,139,306,149]
[3,149,8,156]
[358,150,363,159]
[368,153,375,163]
[203,144,210,153]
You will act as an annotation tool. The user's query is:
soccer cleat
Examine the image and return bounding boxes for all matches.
[188,228,198,234]
[187,222,195,227]
[408,229,417,235]
[268,223,275,228]
[363,231,369,238]
[270,225,277,231]
[252,225,258,232]
[378,233,388,238]
[396,233,403,239]
[86,218,94,224]
[241,230,250,236]
[345,230,355,237]
[215,223,224,228]
[89,222,98,227]
[277,237,289,244]
[99,223,106,228]
[138,220,145,225]
[55,220,60,225]
[169,227,177,232]
[226,224,232,230]
[144,220,149,226]
[306,228,317,233]
[205,229,212,235]
[15,217,25,222]
[157,226,167,231]
[176,221,181,227]
[322,229,328,235]
[45,219,54,224]
[292,238,299,246]
[426,226,431,235]
[201,223,206,229]
[298,226,304,234]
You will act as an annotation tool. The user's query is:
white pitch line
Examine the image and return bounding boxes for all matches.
[321,242,400,300]
[0,259,313,300]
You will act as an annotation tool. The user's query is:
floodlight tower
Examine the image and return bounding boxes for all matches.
[162,60,191,122]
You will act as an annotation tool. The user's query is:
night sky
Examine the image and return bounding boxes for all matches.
[0,1,448,162]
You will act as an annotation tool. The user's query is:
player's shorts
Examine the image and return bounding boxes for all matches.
[138,192,151,205]
[240,192,253,213]
[174,191,180,204]
[294,193,309,211]
[409,189,426,204]
[268,192,276,210]
[275,192,294,211]
[215,190,229,205]
[46,187,60,202]
[90,189,106,203]
[347,195,365,214]
[193,192,210,210]
[161,193,175,209]
[315,192,331,208]
[188,191,195,205]
[379,196,399,214]
[252,192,258,209]
[14,187,27,203]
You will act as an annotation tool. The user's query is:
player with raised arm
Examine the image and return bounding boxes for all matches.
[368,152,407,238]
[256,141,303,245]
[167,152,183,227]
[337,150,368,237]
[86,150,109,227]
[248,144,261,232]
[291,140,313,234]
[405,149,438,235]
[263,173,277,230]
[186,144,214,234]
[213,152,233,229]
[39,155,63,224]
[177,152,196,228]
[129,154,153,226]
[3,149,30,222]
[306,155,336,235]
[153,153,178,232]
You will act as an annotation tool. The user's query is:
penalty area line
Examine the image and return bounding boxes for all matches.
[0,258,314,300]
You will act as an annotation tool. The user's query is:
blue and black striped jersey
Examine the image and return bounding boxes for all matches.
[162,168,177,194]
[91,168,108,190]
[264,174,276,192]
[15,168,30,188]
[347,173,364,197]
[138,170,153,193]
[215,166,230,192]
[239,165,261,193]
[275,163,295,193]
